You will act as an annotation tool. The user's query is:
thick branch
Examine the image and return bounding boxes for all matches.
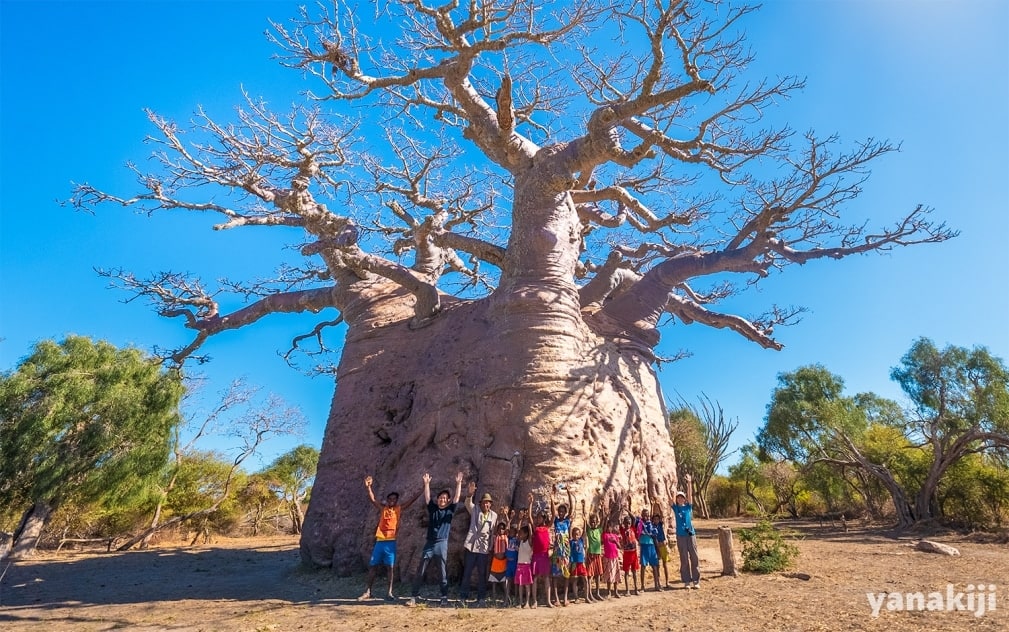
[302,240,441,328]
[166,287,341,364]
[665,293,781,350]
[571,186,695,231]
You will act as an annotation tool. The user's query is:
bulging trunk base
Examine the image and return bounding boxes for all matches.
[300,291,677,575]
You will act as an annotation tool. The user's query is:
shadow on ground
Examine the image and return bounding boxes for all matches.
[0,542,319,609]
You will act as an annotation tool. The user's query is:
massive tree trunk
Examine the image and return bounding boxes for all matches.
[300,294,676,574]
[300,175,679,575]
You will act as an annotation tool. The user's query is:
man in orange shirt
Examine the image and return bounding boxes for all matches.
[358,475,421,601]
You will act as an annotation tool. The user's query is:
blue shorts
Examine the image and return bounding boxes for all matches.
[369,539,396,567]
[505,556,518,578]
[639,541,658,567]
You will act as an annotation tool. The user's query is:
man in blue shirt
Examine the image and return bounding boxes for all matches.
[671,473,700,589]
[406,471,463,606]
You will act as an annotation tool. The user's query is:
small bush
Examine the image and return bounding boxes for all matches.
[738,519,799,573]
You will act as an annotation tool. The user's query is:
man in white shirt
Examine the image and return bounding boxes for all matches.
[458,482,498,606]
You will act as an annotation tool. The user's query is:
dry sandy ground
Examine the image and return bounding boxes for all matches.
[1,518,1006,632]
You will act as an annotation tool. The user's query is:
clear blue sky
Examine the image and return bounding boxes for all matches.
[2,1,1007,471]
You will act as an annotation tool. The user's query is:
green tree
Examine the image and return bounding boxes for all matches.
[0,336,183,558]
[759,365,917,526]
[669,407,707,487]
[727,443,773,515]
[891,338,1009,522]
[237,474,285,536]
[939,454,1009,529]
[260,444,319,534]
[757,365,848,464]
[759,341,1009,528]
[705,475,744,518]
[163,451,247,543]
[762,460,802,518]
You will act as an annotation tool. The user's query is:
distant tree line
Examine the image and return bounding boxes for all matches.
[668,338,1009,530]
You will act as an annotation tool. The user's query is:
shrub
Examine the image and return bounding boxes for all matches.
[738,519,799,573]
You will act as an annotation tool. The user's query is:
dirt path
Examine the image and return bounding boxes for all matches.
[1,519,1005,631]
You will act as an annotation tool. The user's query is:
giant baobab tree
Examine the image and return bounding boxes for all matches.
[70,0,954,574]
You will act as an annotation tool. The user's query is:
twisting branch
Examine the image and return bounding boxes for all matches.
[571,186,696,231]
[98,267,340,364]
[666,292,781,350]
[282,316,345,373]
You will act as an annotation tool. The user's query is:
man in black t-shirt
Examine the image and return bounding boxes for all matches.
[405,471,463,607]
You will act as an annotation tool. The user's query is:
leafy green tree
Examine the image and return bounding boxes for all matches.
[162,451,247,542]
[759,340,1009,527]
[891,338,1009,521]
[705,475,744,518]
[260,444,319,534]
[762,460,802,518]
[800,461,851,515]
[0,336,183,558]
[759,365,919,525]
[237,474,286,536]
[669,408,706,486]
[757,365,849,464]
[855,422,924,520]
[938,454,1009,529]
[727,443,773,515]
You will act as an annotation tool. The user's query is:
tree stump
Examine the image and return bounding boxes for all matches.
[718,526,738,576]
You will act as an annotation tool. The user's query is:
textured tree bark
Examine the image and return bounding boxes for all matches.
[7,501,53,560]
[300,286,678,574]
[300,180,679,574]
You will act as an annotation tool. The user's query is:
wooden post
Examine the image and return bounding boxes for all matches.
[718,526,738,577]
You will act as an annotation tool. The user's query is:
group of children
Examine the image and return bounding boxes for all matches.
[496,478,699,609]
[358,471,700,608]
